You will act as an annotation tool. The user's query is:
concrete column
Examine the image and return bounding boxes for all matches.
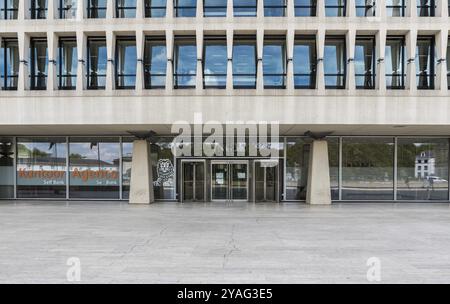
[196,29,203,91]
[226,0,233,18]
[226,29,234,90]
[76,30,87,91]
[47,32,58,91]
[442,0,449,17]
[48,0,56,19]
[76,0,85,20]
[129,140,154,204]
[407,0,417,17]
[346,29,356,91]
[196,0,203,18]
[376,28,386,91]
[107,0,115,18]
[18,0,29,19]
[256,29,264,90]
[286,29,295,92]
[257,0,264,17]
[18,32,30,91]
[167,0,174,18]
[436,30,448,91]
[136,29,145,91]
[406,29,417,91]
[165,30,174,91]
[106,30,115,91]
[347,0,356,17]
[306,140,331,205]
[287,0,295,17]
[376,0,386,17]
[317,0,325,17]
[136,0,145,18]
[316,29,325,91]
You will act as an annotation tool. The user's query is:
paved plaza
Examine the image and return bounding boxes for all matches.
[0,201,449,283]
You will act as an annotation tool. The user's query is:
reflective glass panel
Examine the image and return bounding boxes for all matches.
[144,38,166,89]
[1,38,19,90]
[115,38,136,89]
[116,0,136,18]
[30,38,48,90]
[263,39,286,88]
[354,37,375,89]
[233,38,256,88]
[293,37,316,89]
[385,37,405,89]
[328,137,339,200]
[355,0,375,16]
[174,38,197,88]
[87,0,107,18]
[416,37,435,89]
[285,138,310,200]
[324,37,345,88]
[325,0,346,16]
[294,0,316,16]
[0,137,14,198]
[234,0,257,16]
[145,0,166,17]
[204,0,227,16]
[264,0,286,16]
[203,38,227,88]
[87,37,107,89]
[385,0,404,16]
[175,0,196,16]
[59,0,77,18]
[58,38,77,90]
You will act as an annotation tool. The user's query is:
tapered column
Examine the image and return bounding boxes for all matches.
[76,0,85,19]
[106,31,115,91]
[129,140,154,204]
[76,31,86,91]
[226,30,234,90]
[18,32,30,91]
[18,0,29,19]
[196,0,203,18]
[257,0,264,17]
[407,0,417,17]
[317,0,325,17]
[165,30,174,91]
[48,0,56,19]
[136,30,145,91]
[136,0,145,18]
[376,28,387,91]
[256,29,264,90]
[406,29,417,91]
[286,29,295,92]
[347,0,356,17]
[226,0,233,18]
[441,0,449,17]
[306,140,331,205]
[287,0,295,17]
[436,30,449,91]
[316,29,325,92]
[346,29,356,91]
[376,0,386,17]
[47,32,58,91]
[167,0,174,18]
[107,0,115,18]
[196,29,204,91]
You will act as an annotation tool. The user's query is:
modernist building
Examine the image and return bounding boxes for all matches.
[0,0,450,203]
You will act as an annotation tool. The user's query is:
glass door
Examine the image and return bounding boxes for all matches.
[211,161,248,201]
[181,160,205,202]
[254,160,279,202]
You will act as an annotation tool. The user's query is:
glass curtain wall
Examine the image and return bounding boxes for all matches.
[203,0,227,16]
[416,36,435,90]
[293,36,316,89]
[17,137,67,198]
[0,0,19,19]
[234,0,257,16]
[145,0,166,17]
[122,139,132,199]
[31,0,47,19]
[328,138,339,200]
[325,0,346,16]
[233,36,257,88]
[116,0,136,18]
[0,38,19,90]
[285,138,310,200]
[69,138,120,199]
[144,37,167,89]
[59,0,77,18]
[294,0,316,16]
[385,0,405,16]
[115,37,137,89]
[30,38,48,90]
[87,37,107,89]
[385,36,405,89]
[175,0,196,16]
[0,137,14,198]
[203,36,227,88]
[354,36,375,89]
[58,37,77,90]
[87,0,107,18]
[324,36,346,89]
[263,37,286,88]
[174,36,197,88]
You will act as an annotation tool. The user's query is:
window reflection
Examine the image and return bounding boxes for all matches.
[233,36,257,88]
[87,37,107,89]
[354,36,375,89]
[87,0,107,18]
[59,0,77,19]
[385,0,404,16]
[203,36,227,88]
[0,137,14,198]
[416,36,435,90]
[0,0,19,19]
[174,36,197,88]
[116,0,136,18]
[122,139,132,199]
[342,137,394,200]
[264,0,286,16]
[234,0,257,17]
[144,37,166,89]
[31,0,47,19]
[30,38,48,90]
[293,36,316,89]
[58,37,77,90]
[263,37,286,88]
[325,0,346,16]
[145,0,166,17]
[385,36,405,89]
[115,37,137,89]
[175,0,196,17]
[204,0,227,17]
[397,138,449,201]
[447,37,450,89]
[17,137,67,198]
[417,0,435,16]
[324,36,346,89]
[328,137,339,200]
[285,138,310,200]
[0,38,19,90]
[69,138,120,199]
[355,0,375,16]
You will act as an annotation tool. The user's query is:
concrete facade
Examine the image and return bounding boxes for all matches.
[129,140,154,204]
[306,140,331,205]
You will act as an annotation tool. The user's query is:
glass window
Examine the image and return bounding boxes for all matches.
[87,0,107,18]
[31,0,47,19]
[115,37,136,89]
[145,0,166,17]
[342,137,394,200]
[416,36,435,90]
[0,137,14,198]
[58,37,77,90]
[294,0,316,16]
[328,137,339,200]
[59,0,77,19]
[397,138,448,201]
[447,37,450,89]
[385,36,405,89]
[122,139,132,199]
[354,36,375,89]
[204,0,227,17]
[355,0,375,16]
[144,37,167,89]
[417,0,435,16]
[285,138,310,200]
[69,138,120,199]
[385,0,404,16]
[293,36,316,89]
[325,0,346,16]
[263,38,286,88]
[175,0,196,17]
[174,37,197,88]
[1,38,19,90]
[30,38,48,90]
[203,37,227,88]
[87,37,107,89]
[234,0,257,16]
[0,0,18,19]
[233,36,257,88]
[324,36,346,89]
[17,137,67,198]
[264,0,286,16]
[116,0,136,18]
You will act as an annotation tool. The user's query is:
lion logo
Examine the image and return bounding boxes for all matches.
[154,159,174,186]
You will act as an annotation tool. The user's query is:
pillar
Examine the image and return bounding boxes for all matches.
[129,140,154,204]
[226,29,234,90]
[256,29,264,90]
[286,29,295,92]
[306,140,331,205]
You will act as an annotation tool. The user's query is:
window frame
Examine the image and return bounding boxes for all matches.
[354,35,376,90]
[143,36,167,89]
[385,36,406,90]
[115,36,137,90]
[324,35,346,89]
[58,37,77,90]
[86,36,107,90]
[1,37,19,90]
[293,35,317,89]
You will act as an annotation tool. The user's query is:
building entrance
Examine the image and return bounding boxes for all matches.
[254,160,279,202]
[211,160,249,202]
[181,160,206,202]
